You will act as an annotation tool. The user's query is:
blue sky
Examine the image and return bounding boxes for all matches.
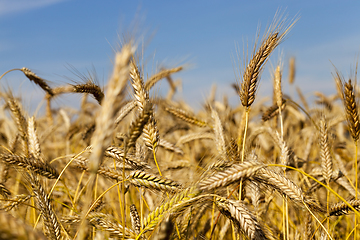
[1,1,360,112]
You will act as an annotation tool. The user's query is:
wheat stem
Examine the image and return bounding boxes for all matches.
[356,141,358,239]
[153,149,162,176]
[239,108,249,201]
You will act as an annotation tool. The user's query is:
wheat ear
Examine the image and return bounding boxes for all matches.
[129,170,182,192]
[254,168,304,203]
[27,116,41,160]
[0,153,58,179]
[126,101,152,150]
[20,67,54,96]
[0,194,31,211]
[145,66,183,91]
[103,146,150,169]
[199,161,264,191]
[319,116,333,183]
[88,212,136,238]
[0,183,10,198]
[130,204,141,235]
[141,186,202,235]
[28,174,61,240]
[72,82,104,104]
[215,197,268,240]
[343,79,360,142]
[329,200,360,216]
[165,106,208,127]
[158,138,184,155]
[262,99,286,121]
[7,94,29,156]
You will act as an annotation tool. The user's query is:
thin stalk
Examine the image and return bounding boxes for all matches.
[211,195,215,236]
[238,108,249,201]
[31,196,36,226]
[113,158,124,225]
[327,183,330,234]
[304,201,334,240]
[73,171,85,209]
[346,223,360,240]
[73,179,128,240]
[34,150,87,228]
[140,187,143,230]
[278,107,288,240]
[135,186,149,210]
[279,108,284,137]
[356,141,358,240]
[240,108,249,161]
[0,68,22,81]
[286,99,319,131]
[153,149,162,176]
[285,200,289,239]
[269,164,360,218]
[209,184,240,240]
[122,147,127,240]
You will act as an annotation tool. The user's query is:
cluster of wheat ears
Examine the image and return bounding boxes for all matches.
[0,13,360,240]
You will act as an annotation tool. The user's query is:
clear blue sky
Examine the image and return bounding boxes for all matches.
[1,0,360,112]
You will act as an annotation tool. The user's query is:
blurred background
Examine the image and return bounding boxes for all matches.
[1,0,359,113]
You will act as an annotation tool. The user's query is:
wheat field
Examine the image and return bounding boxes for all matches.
[0,14,359,240]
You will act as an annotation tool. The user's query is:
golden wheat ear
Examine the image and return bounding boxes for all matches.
[20,67,54,96]
[239,13,297,108]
